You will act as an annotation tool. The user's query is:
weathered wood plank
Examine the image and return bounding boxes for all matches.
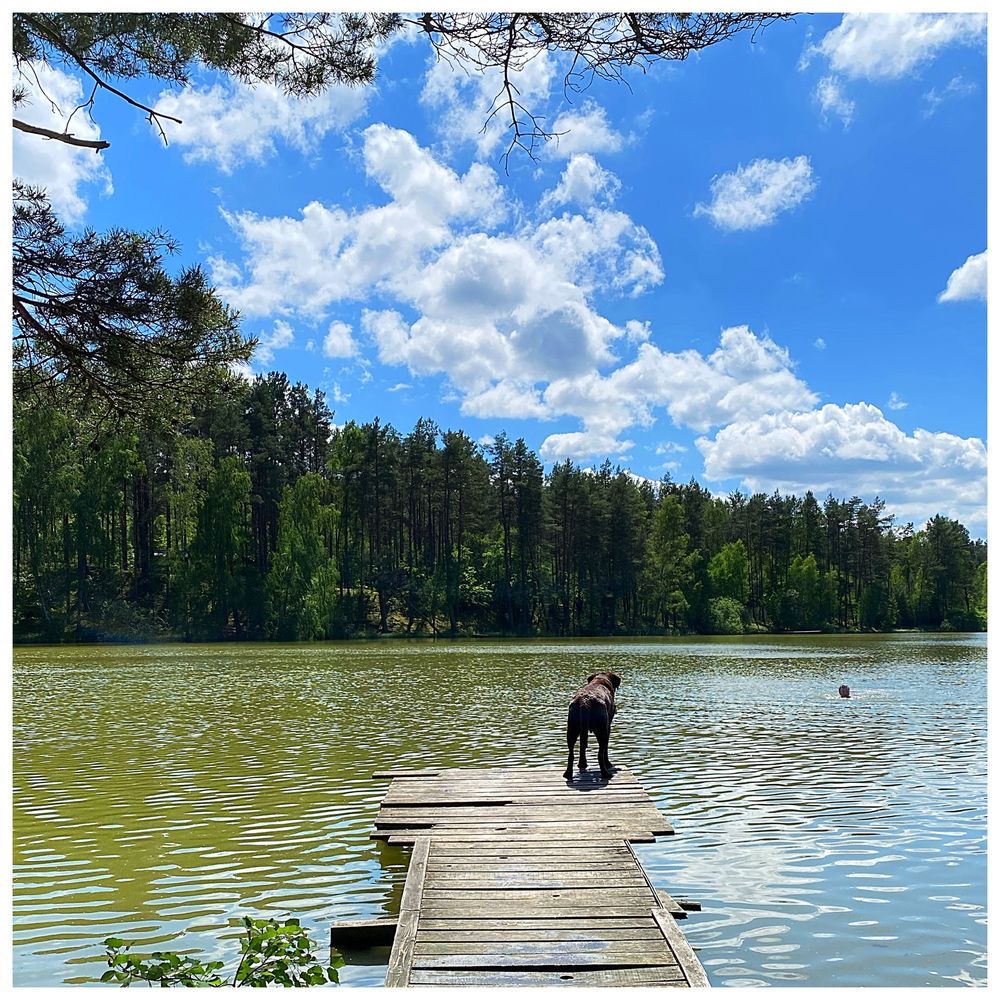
[427,858,633,870]
[417,928,666,943]
[419,917,661,930]
[408,967,689,987]
[376,804,667,818]
[414,939,679,957]
[329,917,396,948]
[423,876,650,890]
[372,769,441,779]
[652,907,711,988]
[417,904,661,918]
[422,886,657,899]
[384,837,429,988]
[412,951,682,969]
[382,830,659,845]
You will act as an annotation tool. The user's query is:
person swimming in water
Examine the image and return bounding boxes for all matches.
[839,684,851,698]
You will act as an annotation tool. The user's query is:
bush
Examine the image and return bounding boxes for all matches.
[707,597,746,634]
[102,916,343,987]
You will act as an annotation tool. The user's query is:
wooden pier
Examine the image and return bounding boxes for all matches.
[366,766,709,988]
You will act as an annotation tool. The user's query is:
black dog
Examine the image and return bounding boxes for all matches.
[564,672,621,780]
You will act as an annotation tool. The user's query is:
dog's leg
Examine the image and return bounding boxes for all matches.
[596,724,613,779]
[564,711,578,780]
[578,729,588,772]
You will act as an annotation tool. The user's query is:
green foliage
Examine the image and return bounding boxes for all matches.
[13,183,251,421]
[12,388,987,641]
[644,494,692,630]
[268,474,339,639]
[709,540,749,603]
[102,916,343,988]
[707,596,746,635]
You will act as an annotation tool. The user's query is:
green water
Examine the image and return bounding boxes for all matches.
[12,634,987,987]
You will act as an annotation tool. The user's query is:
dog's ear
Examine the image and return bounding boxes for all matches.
[586,673,596,683]
[609,672,622,689]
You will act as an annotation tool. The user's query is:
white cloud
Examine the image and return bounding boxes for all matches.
[549,101,625,158]
[814,337,826,350]
[922,75,977,117]
[328,381,350,405]
[814,75,855,128]
[625,320,651,344]
[537,326,818,462]
[229,359,254,382]
[215,126,663,412]
[13,62,112,223]
[212,124,507,318]
[541,154,620,209]
[697,402,986,533]
[153,78,369,173]
[938,250,987,303]
[887,392,907,411]
[387,382,411,393]
[254,319,294,365]
[809,13,986,81]
[656,442,687,455]
[540,429,635,463]
[694,156,817,231]
[461,380,550,420]
[323,320,357,358]
[420,44,556,158]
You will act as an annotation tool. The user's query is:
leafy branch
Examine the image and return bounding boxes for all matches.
[101,916,343,988]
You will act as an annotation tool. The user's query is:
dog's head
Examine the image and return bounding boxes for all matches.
[588,671,621,691]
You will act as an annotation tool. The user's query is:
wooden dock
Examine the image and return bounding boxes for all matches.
[367,766,709,988]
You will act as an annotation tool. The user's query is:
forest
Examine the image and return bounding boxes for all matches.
[13,372,987,643]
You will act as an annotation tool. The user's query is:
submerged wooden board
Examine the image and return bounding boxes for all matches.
[373,767,709,988]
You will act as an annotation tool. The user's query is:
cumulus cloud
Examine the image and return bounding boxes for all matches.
[887,392,907,411]
[537,326,818,461]
[461,379,550,420]
[808,13,986,81]
[13,62,112,223]
[421,44,556,158]
[254,319,295,365]
[153,79,369,173]
[698,402,986,532]
[212,124,508,318]
[814,75,855,128]
[802,14,984,127]
[549,101,625,157]
[694,156,816,231]
[938,250,987,303]
[323,320,357,358]
[541,154,620,209]
[215,125,663,407]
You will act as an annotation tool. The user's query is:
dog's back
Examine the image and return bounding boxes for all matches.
[568,676,616,732]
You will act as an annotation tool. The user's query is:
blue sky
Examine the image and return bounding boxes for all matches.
[13,10,988,535]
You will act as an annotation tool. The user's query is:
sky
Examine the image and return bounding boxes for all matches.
[11,9,989,537]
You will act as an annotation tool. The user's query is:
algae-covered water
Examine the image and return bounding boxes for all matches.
[12,634,987,987]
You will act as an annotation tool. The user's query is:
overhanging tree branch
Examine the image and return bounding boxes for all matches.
[13,117,109,150]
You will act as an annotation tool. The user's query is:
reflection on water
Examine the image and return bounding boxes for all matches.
[13,634,986,987]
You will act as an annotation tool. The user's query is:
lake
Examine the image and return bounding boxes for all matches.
[12,634,986,987]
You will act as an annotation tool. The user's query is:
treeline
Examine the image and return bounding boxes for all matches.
[13,373,987,642]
